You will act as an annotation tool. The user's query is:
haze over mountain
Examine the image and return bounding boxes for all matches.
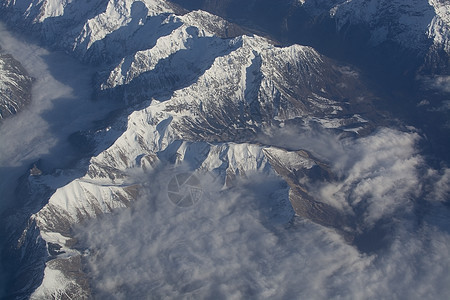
[0,0,449,299]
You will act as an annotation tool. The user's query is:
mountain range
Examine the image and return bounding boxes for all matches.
[0,0,449,298]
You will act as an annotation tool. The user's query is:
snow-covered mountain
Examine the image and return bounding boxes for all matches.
[0,50,32,119]
[325,0,450,73]
[172,0,450,75]
[0,0,448,299]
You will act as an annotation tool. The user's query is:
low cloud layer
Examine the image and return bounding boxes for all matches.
[0,23,119,209]
[259,124,427,227]
[77,171,358,299]
[421,75,450,94]
[0,23,120,297]
[76,127,450,299]
[315,128,423,227]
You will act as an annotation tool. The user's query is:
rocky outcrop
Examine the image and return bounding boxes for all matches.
[0,51,33,119]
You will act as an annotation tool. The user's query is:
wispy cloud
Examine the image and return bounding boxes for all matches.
[0,23,119,208]
[316,128,423,227]
[0,23,121,296]
[423,75,450,94]
[257,124,424,226]
[75,127,450,298]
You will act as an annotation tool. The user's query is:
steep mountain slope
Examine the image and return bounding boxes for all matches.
[169,0,450,163]
[170,0,450,75]
[0,50,33,119]
[327,0,450,74]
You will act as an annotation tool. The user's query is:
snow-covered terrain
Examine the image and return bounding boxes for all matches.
[0,0,449,299]
[0,21,120,298]
[0,42,32,119]
[323,0,450,72]
[170,0,450,74]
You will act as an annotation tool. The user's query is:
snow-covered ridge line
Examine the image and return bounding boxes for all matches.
[1,0,242,64]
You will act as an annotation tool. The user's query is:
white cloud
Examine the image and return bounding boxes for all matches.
[256,122,346,163]
[257,124,425,227]
[426,168,450,202]
[75,150,450,299]
[426,76,450,94]
[0,23,119,211]
[0,23,121,296]
[316,128,423,227]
